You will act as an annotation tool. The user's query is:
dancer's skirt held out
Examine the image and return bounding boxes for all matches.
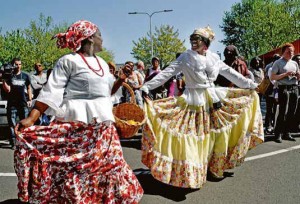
[142,88,264,189]
[15,120,143,203]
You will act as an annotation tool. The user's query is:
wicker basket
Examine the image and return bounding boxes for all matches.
[113,82,146,138]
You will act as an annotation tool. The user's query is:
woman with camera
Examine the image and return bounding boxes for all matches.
[14,20,143,203]
[140,26,264,189]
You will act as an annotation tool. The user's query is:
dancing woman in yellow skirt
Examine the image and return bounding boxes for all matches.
[140,26,264,189]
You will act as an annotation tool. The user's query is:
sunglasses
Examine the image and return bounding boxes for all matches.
[190,35,203,42]
[36,64,42,67]
[190,35,210,47]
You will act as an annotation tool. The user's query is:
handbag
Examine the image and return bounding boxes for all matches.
[258,77,272,95]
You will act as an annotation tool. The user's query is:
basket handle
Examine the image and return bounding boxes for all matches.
[122,82,136,104]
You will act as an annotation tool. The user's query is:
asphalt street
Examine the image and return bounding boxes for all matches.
[0,100,300,203]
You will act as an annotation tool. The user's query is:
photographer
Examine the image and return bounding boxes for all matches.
[2,58,32,149]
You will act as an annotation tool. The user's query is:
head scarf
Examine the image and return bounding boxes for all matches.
[224,45,240,57]
[53,20,98,51]
[191,26,215,43]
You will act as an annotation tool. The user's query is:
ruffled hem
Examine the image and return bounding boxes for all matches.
[15,121,143,203]
[142,149,208,189]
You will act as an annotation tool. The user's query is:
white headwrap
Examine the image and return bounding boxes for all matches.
[192,26,215,42]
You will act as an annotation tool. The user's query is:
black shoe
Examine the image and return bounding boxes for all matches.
[265,126,274,134]
[274,133,282,143]
[283,133,296,141]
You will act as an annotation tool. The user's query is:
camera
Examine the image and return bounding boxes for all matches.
[1,63,17,80]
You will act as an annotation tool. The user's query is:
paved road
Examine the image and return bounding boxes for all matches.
[1,133,300,204]
[1,98,300,203]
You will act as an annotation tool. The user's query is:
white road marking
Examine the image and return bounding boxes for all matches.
[0,173,16,176]
[1,144,300,177]
[245,144,300,161]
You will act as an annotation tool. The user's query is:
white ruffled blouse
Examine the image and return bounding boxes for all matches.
[142,49,257,105]
[36,53,115,123]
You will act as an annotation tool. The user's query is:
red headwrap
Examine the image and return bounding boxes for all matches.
[53,20,98,51]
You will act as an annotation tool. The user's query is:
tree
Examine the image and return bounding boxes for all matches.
[0,13,115,72]
[220,0,300,60]
[96,48,115,63]
[131,25,186,68]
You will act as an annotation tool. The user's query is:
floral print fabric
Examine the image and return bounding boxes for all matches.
[142,88,264,188]
[15,120,143,203]
[53,20,98,51]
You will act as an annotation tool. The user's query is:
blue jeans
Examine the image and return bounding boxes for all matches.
[7,105,29,141]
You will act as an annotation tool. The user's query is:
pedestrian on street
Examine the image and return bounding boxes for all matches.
[270,43,299,143]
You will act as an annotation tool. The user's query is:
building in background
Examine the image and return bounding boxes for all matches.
[259,38,300,66]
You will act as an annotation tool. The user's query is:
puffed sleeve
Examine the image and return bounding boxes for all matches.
[218,60,257,89]
[36,58,71,116]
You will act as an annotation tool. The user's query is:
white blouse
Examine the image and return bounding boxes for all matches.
[36,53,115,123]
[142,49,257,105]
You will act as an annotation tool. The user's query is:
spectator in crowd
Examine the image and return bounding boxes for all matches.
[123,61,143,107]
[292,54,300,66]
[174,53,186,96]
[249,57,264,84]
[215,45,251,87]
[135,60,145,84]
[140,26,263,188]
[46,68,53,80]
[108,61,119,78]
[164,67,177,97]
[292,54,300,132]
[165,53,185,97]
[270,43,300,143]
[145,57,161,81]
[108,61,123,105]
[145,57,167,99]
[14,20,143,203]
[31,62,47,99]
[264,54,280,134]
[31,63,49,125]
[2,57,32,149]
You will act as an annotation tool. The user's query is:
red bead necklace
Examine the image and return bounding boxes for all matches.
[78,52,104,77]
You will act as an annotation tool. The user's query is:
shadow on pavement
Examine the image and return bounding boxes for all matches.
[0,142,12,149]
[120,135,141,150]
[134,168,198,202]
[0,125,10,149]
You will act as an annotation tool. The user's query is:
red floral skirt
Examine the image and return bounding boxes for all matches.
[14,120,143,203]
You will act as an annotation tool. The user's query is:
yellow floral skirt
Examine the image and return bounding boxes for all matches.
[141,88,264,189]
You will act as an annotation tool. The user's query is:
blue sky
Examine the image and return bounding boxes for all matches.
[0,0,240,63]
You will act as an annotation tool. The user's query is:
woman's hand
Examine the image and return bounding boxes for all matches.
[14,102,48,135]
[14,117,35,135]
[119,64,131,80]
[142,91,151,103]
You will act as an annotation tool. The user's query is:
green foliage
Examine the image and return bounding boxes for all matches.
[132,25,186,68]
[0,13,114,72]
[221,0,300,60]
[96,48,115,63]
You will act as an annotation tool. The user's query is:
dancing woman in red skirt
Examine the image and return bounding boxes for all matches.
[14,20,143,203]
